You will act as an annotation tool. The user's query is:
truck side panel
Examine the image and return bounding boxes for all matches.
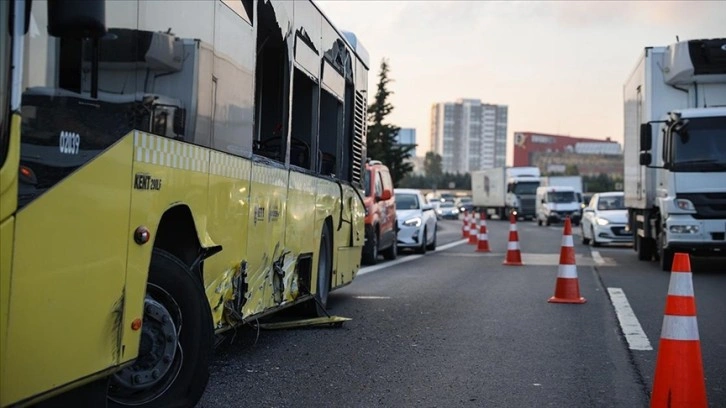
[471,168,505,208]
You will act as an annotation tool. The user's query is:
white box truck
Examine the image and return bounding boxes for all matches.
[540,176,584,203]
[624,38,726,270]
[471,167,540,219]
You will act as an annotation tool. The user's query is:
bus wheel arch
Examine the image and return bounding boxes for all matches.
[314,218,334,316]
[154,205,204,283]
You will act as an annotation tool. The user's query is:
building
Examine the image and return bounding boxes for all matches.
[394,128,423,174]
[430,99,507,174]
[513,131,623,178]
[395,128,417,154]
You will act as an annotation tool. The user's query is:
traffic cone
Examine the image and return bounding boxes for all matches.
[548,217,586,304]
[462,210,469,239]
[476,211,490,252]
[468,211,479,245]
[502,213,523,265]
[650,253,707,408]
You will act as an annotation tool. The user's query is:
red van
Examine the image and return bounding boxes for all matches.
[362,160,397,264]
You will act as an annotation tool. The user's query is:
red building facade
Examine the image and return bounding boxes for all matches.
[513,132,620,167]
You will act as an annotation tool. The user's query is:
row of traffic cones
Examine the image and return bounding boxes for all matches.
[461,211,708,406]
[460,210,521,263]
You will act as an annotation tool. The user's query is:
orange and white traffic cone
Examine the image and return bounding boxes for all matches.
[650,252,707,408]
[548,217,586,304]
[476,211,490,253]
[462,210,469,239]
[468,211,479,245]
[502,213,523,265]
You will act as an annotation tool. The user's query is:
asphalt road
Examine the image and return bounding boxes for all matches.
[198,217,725,407]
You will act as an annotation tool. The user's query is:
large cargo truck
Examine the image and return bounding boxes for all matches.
[624,38,726,270]
[471,167,540,219]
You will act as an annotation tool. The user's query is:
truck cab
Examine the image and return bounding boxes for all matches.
[536,186,581,226]
[625,38,726,270]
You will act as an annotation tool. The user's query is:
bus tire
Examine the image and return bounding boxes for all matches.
[108,249,213,408]
[313,223,333,316]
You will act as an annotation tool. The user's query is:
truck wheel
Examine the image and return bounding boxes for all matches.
[108,249,213,408]
[636,235,652,261]
[658,231,674,272]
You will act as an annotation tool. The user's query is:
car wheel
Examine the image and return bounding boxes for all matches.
[581,224,590,245]
[591,227,601,247]
[426,225,437,251]
[382,229,397,260]
[362,228,378,265]
[416,227,427,254]
[537,218,542,226]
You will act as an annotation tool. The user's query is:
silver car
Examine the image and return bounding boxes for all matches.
[581,192,632,246]
[394,189,438,253]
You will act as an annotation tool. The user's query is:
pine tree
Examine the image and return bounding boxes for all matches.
[367,59,413,186]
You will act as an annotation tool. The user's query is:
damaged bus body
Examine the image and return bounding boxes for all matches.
[0,0,368,406]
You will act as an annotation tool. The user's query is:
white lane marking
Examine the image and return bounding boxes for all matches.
[353,296,392,300]
[607,288,653,351]
[591,249,605,265]
[357,239,468,276]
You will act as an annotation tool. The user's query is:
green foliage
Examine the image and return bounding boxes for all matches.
[399,172,471,190]
[367,58,413,186]
[583,174,624,193]
[423,152,443,178]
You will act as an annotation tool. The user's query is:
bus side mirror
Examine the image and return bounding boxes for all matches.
[640,123,652,151]
[639,152,652,166]
[48,0,106,39]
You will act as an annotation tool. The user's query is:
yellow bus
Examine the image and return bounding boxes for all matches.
[0,0,369,406]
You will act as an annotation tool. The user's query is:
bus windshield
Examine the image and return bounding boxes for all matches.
[0,0,10,167]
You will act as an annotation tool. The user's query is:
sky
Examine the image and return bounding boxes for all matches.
[315,1,726,164]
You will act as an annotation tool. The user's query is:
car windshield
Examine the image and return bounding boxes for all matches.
[547,191,575,203]
[597,196,625,210]
[395,193,420,210]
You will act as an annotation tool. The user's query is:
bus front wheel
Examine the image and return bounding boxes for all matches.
[108,249,213,408]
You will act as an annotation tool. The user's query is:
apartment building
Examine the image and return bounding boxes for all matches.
[430,99,507,173]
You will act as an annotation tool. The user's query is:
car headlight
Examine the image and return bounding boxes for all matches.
[403,217,422,227]
[670,225,699,234]
[452,209,459,214]
[436,209,443,214]
[596,218,610,226]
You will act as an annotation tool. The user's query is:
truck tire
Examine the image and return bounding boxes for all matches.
[108,249,213,408]
[636,235,653,261]
[658,231,674,272]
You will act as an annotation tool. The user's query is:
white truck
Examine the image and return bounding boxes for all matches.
[624,38,726,270]
[471,167,541,220]
[535,186,581,226]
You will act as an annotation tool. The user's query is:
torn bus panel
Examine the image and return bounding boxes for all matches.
[206,261,247,329]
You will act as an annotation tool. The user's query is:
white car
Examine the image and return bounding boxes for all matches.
[581,192,632,246]
[394,189,438,253]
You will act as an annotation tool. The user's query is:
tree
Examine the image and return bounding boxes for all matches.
[423,152,443,178]
[367,58,413,186]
